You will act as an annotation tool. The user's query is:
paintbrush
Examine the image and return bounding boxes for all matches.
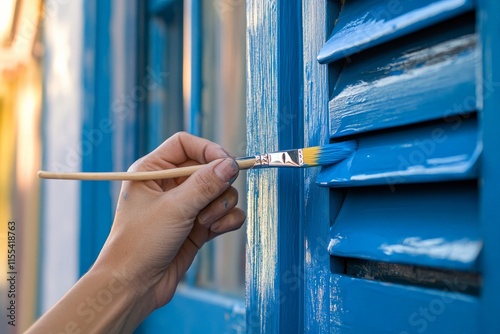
[37,141,356,181]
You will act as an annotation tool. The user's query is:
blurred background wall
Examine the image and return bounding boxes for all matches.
[1,0,247,332]
[1,0,44,332]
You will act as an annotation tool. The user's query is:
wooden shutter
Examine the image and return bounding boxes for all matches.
[317,1,481,332]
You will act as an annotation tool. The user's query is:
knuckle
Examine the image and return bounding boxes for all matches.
[194,173,220,201]
[173,131,189,141]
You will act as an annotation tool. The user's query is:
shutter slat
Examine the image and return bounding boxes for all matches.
[318,0,475,63]
[317,118,479,187]
[327,182,480,271]
[330,275,479,333]
[329,30,477,138]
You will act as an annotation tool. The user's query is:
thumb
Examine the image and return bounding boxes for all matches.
[170,158,239,217]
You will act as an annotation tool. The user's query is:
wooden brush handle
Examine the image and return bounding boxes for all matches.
[38,159,256,181]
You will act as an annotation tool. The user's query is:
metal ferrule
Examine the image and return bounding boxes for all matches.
[252,149,304,168]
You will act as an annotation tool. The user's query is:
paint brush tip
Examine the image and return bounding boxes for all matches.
[302,140,357,166]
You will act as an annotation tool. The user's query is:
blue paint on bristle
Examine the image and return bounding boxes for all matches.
[318,140,357,166]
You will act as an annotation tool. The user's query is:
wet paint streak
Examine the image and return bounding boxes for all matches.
[302,1,341,332]
[328,182,480,271]
[330,275,479,333]
[318,0,475,63]
[317,118,480,187]
[329,31,478,137]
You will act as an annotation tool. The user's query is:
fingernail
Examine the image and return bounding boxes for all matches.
[210,222,221,232]
[214,158,238,182]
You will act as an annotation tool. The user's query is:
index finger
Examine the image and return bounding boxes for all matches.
[143,132,233,170]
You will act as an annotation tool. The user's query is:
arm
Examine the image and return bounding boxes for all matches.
[26,132,246,333]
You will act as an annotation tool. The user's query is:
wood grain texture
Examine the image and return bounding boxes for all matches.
[302,1,340,332]
[247,0,305,331]
[329,25,478,138]
[318,0,475,63]
[328,182,481,272]
[37,158,256,181]
[246,1,280,329]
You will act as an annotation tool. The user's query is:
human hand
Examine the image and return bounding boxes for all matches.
[92,132,246,311]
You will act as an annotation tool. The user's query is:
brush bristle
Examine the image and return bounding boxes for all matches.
[302,141,356,166]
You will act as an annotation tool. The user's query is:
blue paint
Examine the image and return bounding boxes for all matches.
[140,286,245,333]
[80,0,114,275]
[147,21,165,151]
[329,29,478,137]
[149,0,176,13]
[478,0,500,332]
[148,0,184,152]
[277,1,303,332]
[301,1,339,332]
[317,118,480,187]
[313,140,357,166]
[246,0,303,332]
[188,0,202,136]
[330,275,479,333]
[328,182,480,271]
[318,0,475,63]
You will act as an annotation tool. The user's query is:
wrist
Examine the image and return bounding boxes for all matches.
[80,265,155,332]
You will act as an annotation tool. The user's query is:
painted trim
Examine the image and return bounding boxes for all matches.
[138,286,245,333]
[80,0,114,275]
[301,1,339,332]
[246,0,303,332]
[478,0,500,332]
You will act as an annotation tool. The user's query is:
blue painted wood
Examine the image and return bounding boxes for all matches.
[302,1,343,332]
[330,275,479,333]
[188,0,202,136]
[329,30,478,137]
[147,20,165,151]
[246,0,281,331]
[148,2,184,152]
[149,0,176,13]
[80,0,114,275]
[317,118,480,187]
[137,287,245,333]
[328,182,480,271]
[478,0,500,332]
[246,0,303,332]
[277,0,303,332]
[318,0,475,63]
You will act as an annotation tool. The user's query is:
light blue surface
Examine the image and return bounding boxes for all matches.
[318,0,475,63]
[328,182,480,271]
